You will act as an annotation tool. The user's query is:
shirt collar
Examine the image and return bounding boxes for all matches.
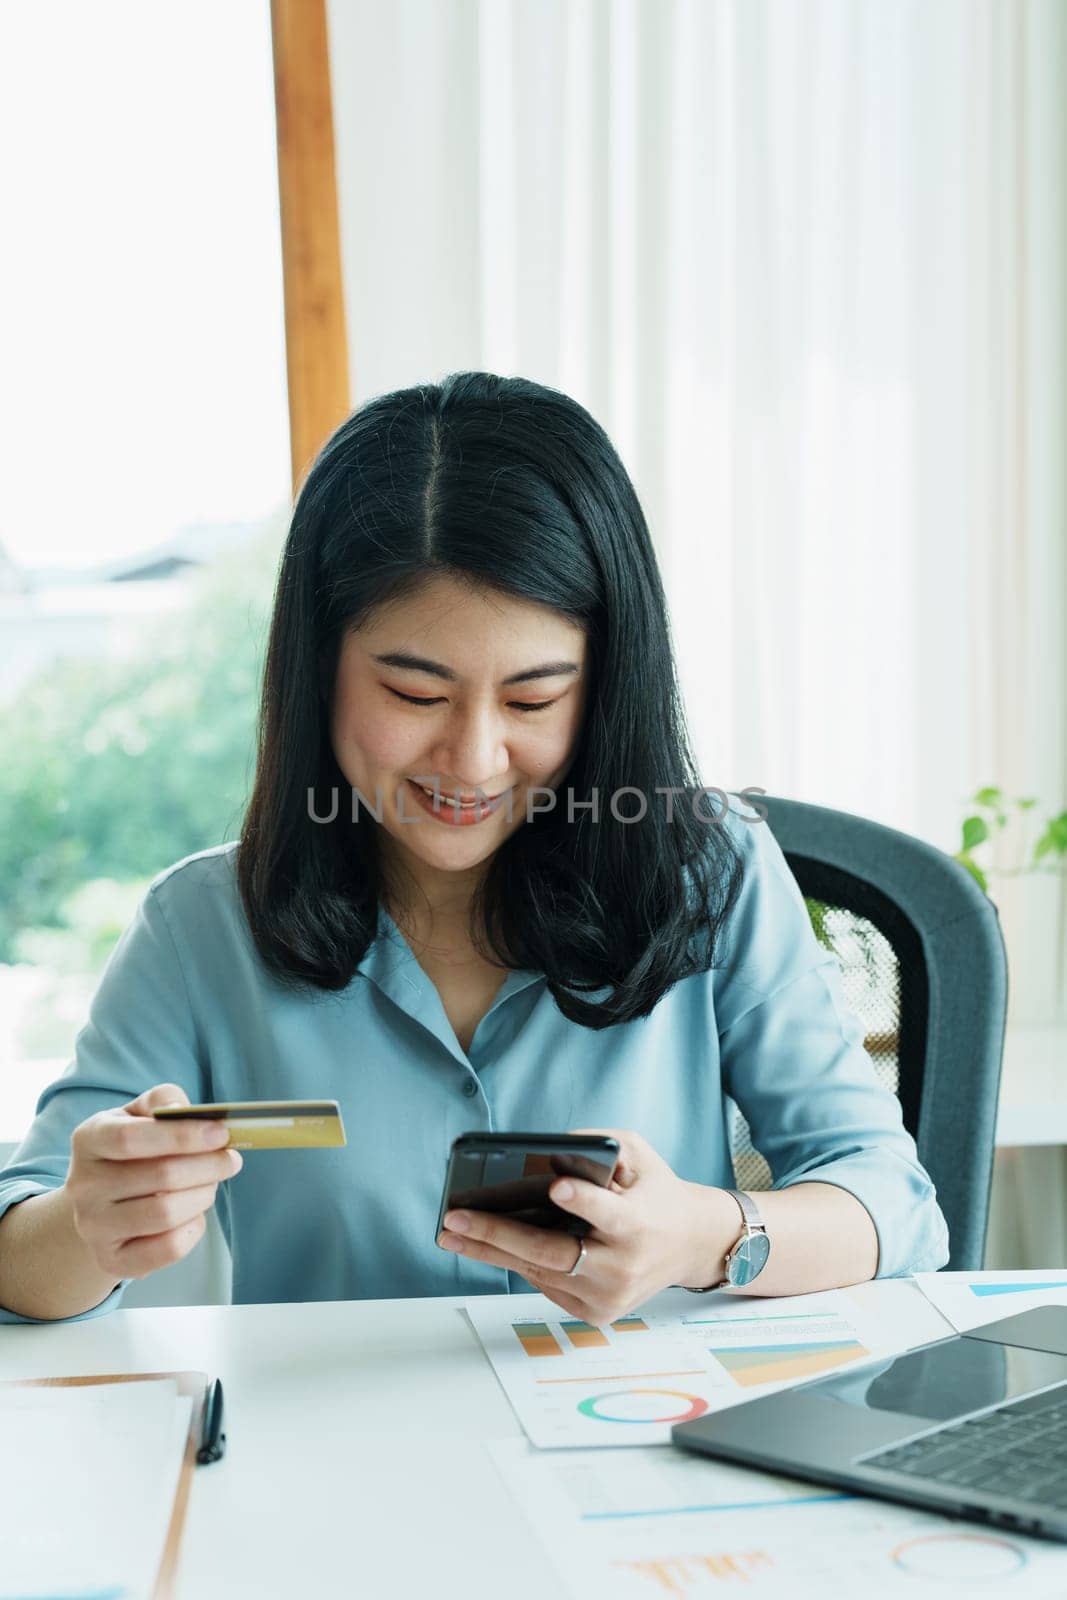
[354,903,545,1055]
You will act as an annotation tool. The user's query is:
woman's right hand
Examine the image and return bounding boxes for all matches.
[65,1082,243,1281]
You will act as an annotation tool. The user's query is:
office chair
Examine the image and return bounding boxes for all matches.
[727,794,1008,1272]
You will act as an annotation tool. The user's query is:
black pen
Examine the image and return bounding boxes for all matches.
[196,1378,226,1465]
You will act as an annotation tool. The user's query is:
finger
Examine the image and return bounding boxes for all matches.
[114,1216,206,1280]
[567,1127,643,1188]
[545,1176,628,1238]
[532,1280,601,1321]
[88,1107,231,1162]
[109,1182,220,1241]
[104,1147,242,1202]
[437,1231,549,1276]
[438,1225,601,1283]
[125,1083,191,1114]
[441,1209,589,1274]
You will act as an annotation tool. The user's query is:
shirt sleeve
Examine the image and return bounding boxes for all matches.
[713,806,950,1279]
[0,880,208,1322]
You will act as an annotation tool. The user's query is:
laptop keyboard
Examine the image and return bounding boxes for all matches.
[862,1385,1067,1509]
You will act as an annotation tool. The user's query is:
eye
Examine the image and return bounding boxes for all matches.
[388,689,445,707]
[387,688,555,713]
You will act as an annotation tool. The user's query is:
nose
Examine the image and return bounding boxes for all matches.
[429,703,512,791]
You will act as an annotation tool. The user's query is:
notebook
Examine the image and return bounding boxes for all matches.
[0,1371,208,1600]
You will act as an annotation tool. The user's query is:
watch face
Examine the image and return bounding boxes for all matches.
[728,1231,770,1286]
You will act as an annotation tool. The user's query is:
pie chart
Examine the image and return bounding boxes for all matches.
[891,1533,1027,1578]
[577,1389,709,1424]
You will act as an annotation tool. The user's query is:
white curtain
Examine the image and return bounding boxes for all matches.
[324,0,1067,1255]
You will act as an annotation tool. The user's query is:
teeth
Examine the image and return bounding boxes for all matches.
[414,782,480,807]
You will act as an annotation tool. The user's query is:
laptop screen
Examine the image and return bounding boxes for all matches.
[809,1336,1067,1425]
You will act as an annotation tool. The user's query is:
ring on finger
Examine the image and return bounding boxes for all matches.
[565,1237,587,1278]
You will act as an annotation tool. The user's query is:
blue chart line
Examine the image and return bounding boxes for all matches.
[582,1491,853,1522]
[0,1591,130,1600]
[681,1313,829,1326]
[969,1281,1067,1297]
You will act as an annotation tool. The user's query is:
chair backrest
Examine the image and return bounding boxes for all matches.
[727,794,1008,1272]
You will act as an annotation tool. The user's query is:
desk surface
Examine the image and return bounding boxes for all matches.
[0,1281,953,1599]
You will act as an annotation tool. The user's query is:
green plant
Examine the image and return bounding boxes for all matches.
[955,786,1067,894]
[0,521,281,964]
[804,896,884,977]
[805,896,833,949]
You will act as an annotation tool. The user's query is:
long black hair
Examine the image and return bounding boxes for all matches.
[237,371,745,1027]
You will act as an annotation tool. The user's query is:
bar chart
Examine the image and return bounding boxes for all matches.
[467,1286,887,1448]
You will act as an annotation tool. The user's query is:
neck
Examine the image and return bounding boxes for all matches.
[380,844,485,946]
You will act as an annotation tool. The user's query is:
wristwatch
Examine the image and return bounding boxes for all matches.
[684,1188,770,1291]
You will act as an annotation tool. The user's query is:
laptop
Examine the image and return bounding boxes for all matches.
[672,1304,1067,1543]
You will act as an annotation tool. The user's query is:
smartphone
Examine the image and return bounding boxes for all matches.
[436,1132,620,1240]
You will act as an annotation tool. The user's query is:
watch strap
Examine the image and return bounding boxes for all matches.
[729,1187,765,1234]
[683,1187,767,1293]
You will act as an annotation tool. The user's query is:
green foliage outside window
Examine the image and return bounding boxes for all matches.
[0,526,280,968]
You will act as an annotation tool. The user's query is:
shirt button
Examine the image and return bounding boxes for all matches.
[462,1078,478,1097]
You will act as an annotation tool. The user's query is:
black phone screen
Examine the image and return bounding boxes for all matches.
[438,1137,619,1238]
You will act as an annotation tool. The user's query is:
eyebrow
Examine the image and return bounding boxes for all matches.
[370,650,580,687]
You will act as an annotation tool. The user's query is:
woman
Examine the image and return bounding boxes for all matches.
[0,372,948,1325]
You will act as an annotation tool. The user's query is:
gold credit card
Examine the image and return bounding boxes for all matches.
[152,1099,346,1150]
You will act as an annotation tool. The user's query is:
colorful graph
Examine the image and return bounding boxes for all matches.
[582,1491,849,1521]
[537,1370,706,1385]
[563,1320,610,1349]
[577,1390,710,1425]
[891,1532,1027,1578]
[713,1338,869,1387]
[969,1281,1067,1297]
[614,1549,774,1592]
[514,1321,563,1357]
[514,1316,655,1357]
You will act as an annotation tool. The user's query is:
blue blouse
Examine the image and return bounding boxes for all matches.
[0,796,949,1323]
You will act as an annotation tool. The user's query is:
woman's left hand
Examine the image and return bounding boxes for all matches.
[436,1128,721,1324]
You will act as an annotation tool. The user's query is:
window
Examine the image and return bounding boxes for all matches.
[0,1,289,1140]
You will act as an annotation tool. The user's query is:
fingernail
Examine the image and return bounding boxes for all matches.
[438,1232,465,1253]
[228,1150,243,1172]
[203,1124,229,1146]
[552,1181,573,1201]
[443,1211,470,1233]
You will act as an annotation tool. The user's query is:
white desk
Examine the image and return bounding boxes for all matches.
[0,1282,953,1598]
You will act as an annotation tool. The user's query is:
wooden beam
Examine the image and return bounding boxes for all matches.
[270,0,350,495]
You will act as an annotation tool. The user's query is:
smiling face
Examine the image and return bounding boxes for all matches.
[326,574,589,921]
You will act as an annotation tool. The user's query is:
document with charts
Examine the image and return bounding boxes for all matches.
[464,1285,891,1448]
[914,1269,1067,1333]
[487,1437,1067,1599]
